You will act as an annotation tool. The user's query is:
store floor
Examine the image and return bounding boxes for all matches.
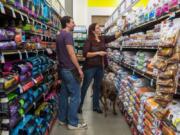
[51,87,131,135]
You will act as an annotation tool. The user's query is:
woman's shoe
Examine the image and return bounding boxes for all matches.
[93,108,103,114]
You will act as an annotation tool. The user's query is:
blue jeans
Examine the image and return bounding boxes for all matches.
[58,69,81,126]
[80,67,104,110]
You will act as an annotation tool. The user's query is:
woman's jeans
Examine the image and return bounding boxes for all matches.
[58,68,81,126]
[80,67,104,110]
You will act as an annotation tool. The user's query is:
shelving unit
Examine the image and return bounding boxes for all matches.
[105,0,180,135]
[0,0,65,134]
[73,25,87,63]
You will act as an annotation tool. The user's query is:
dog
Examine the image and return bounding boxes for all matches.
[100,72,118,117]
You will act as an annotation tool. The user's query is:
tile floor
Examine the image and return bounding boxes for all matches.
[51,87,131,135]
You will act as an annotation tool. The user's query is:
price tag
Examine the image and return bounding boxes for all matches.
[1,53,5,63]
[18,84,23,94]
[33,102,36,108]
[169,12,175,19]
[0,2,5,14]
[32,19,35,25]
[32,78,37,84]
[36,50,38,56]
[10,7,16,18]
[46,48,53,54]
[20,12,24,21]
[45,24,47,29]
[120,45,123,51]
[26,15,30,23]
[150,79,154,86]
[18,50,22,60]
[132,70,135,75]
[25,50,28,59]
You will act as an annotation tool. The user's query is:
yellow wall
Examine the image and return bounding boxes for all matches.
[134,0,149,8]
[88,0,120,7]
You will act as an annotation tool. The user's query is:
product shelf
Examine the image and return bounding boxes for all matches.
[121,45,158,50]
[1,2,59,32]
[123,9,180,35]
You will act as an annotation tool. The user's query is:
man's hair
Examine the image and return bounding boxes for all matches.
[60,16,72,29]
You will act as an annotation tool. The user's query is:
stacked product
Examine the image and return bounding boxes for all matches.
[12,98,58,135]
[118,71,149,118]
[118,0,180,31]
[108,49,121,63]
[108,61,120,74]
[121,51,136,65]
[0,55,57,134]
[0,28,16,50]
[107,39,121,48]
[134,51,154,72]
[114,68,129,94]
[122,24,161,47]
[115,69,180,134]
[154,19,180,107]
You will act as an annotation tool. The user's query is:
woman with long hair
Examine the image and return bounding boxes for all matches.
[79,23,121,113]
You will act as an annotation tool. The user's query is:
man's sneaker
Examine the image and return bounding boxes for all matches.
[68,123,88,130]
[58,120,66,126]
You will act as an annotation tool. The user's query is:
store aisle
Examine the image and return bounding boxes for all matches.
[51,87,131,135]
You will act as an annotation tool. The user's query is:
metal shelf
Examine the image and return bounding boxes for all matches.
[107,46,120,50]
[118,61,156,81]
[121,45,158,50]
[1,3,59,32]
[123,9,180,35]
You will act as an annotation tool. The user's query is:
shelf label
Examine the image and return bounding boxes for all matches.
[1,54,5,63]
[26,15,30,23]
[25,50,28,59]
[150,79,154,86]
[120,45,123,51]
[46,48,53,54]
[0,2,5,14]
[32,19,35,25]
[10,7,16,18]
[169,12,175,19]
[132,70,135,75]
[18,84,23,94]
[20,12,24,21]
[33,102,36,108]
[18,50,22,60]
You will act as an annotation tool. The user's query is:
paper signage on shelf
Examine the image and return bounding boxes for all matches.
[150,79,154,86]
[32,19,35,25]
[46,48,53,54]
[26,15,30,23]
[1,54,5,63]
[10,7,16,18]
[19,11,24,21]
[18,84,23,94]
[0,2,5,14]
[25,50,28,58]
[18,50,22,60]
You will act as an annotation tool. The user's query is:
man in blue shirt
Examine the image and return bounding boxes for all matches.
[56,16,87,130]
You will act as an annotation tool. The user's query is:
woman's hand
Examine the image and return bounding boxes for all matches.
[78,68,84,81]
[98,51,107,56]
[115,31,122,39]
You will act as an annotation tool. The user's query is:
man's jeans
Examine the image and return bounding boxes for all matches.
[58,69,81,126]
[79,67,104,110]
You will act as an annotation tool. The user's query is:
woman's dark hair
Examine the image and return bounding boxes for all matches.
[88,23,97,40]
[60,16,72,29]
